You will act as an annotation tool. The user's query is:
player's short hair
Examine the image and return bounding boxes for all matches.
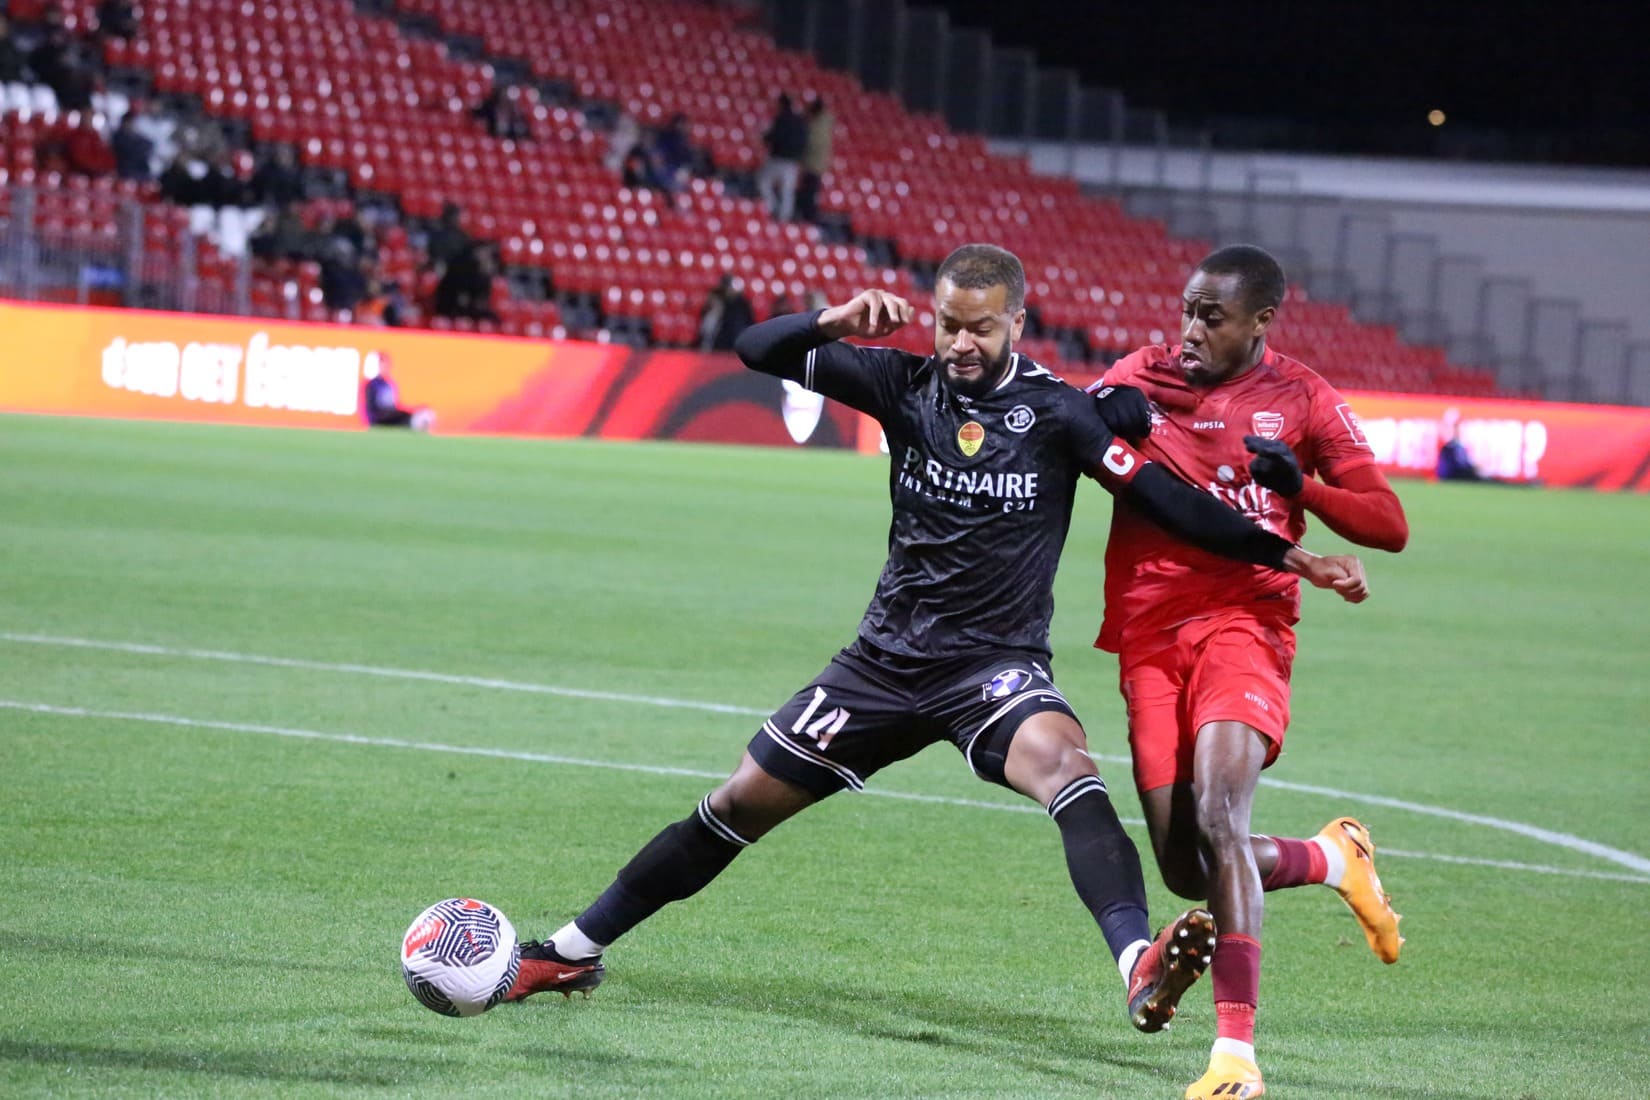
[1195,244,1286,314]
[937,243,1026,313]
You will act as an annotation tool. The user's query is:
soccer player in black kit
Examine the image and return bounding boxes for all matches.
[505,245,1369,1037]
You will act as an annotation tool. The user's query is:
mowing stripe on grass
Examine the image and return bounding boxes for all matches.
[0,632,770,717]
[3,697,1647,887]
[6,631,1650,879]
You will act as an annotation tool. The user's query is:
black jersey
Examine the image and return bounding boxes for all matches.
[737,311,1296,662]
[743,315,1113,659]
[814,343,1112,659]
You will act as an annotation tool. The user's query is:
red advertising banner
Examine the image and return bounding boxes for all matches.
[1330,391,1650,491]
[4,301,1648,490]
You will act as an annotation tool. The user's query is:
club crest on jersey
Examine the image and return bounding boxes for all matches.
[1251,411,1286,439]
[981,669,1030,701]
[958,420,985,456]
[1004,405,1036,433]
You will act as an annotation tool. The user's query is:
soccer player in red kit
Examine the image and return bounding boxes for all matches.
[1090,245,1410,1099]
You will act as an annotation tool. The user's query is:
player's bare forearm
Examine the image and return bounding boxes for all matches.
[1283,547,1370,603]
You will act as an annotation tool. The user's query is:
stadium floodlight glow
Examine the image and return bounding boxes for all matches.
[1427,109,1446,126]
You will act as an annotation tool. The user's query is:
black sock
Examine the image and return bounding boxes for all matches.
[576,795,752,946]
[1047,775,1151,962]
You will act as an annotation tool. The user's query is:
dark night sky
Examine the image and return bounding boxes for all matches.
[935,0,1649,163]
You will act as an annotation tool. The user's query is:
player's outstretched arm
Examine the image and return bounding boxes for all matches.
[1097,452,1369,601]
[1245,436,1409,552]
[734,290,914,380]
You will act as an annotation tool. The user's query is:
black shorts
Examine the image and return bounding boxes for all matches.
[748,638,1080,798]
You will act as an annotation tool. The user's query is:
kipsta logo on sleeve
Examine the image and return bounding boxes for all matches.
[957,420,985,456]
[1251,411,1285,439]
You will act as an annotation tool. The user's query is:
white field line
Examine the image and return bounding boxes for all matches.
[3,699,1646,887]
[4,631,1649,883]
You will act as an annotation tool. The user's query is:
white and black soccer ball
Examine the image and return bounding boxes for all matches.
[400,898,521,1017]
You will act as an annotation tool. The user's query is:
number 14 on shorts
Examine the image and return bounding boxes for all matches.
[792,687,851,749]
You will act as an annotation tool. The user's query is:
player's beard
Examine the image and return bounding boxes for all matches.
[944,340,1013,399]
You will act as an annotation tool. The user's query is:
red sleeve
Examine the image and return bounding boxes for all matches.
[1306,383,1377,479]
[1297,464,1409,552]
[1094,346,1200,412]
[1094,347,1153,390]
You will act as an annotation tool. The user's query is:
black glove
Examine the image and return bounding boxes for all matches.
[1094,384,1152,441]
[1244,434,1304,496]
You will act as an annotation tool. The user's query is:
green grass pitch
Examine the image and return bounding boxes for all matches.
[1,413,1646,1098]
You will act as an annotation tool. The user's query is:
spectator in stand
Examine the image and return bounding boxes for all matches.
[96,0,139,39]
[474,84,531,142]
[176,117,228,165]
[0,16,26,85]
[327,207,368,256]
[620,140,667,192]
[29,22,94,111]
[604,112,641,174]
[433,240,501,322]
[319,238,369,312]
[652,113,698,189]
[64,112,115,175]
[158,153,199,205]
[757,94,808,222]
[110,110,154,181]
[250,144,305,206]
[131,100,178,177]
[425,201,471,270]
[361,352,434,431]
[697,274,755,351]
[356,275,406,328]
[251,201,315,261]
[797,95,833,224]
[197,147,248,208]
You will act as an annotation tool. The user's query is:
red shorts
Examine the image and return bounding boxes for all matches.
[1117,609,1297,793]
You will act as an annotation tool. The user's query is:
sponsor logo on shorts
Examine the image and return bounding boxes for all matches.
[1245,691,1271,712]
[958,420,985,456]
[982,669,1030,701]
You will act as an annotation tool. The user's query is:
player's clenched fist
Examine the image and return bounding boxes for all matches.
[817,289,914,341]
[1284,549,1369,604]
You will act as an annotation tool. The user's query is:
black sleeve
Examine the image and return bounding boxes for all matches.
[1123,464,1295,570]
[734,310,906,419]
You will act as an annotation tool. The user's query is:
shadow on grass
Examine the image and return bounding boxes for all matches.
[510,969,1509,1099]
[0,929,361,974]
[0,1039,442,1088]
[350,1024,689,1075]
[522,968,1169,1089]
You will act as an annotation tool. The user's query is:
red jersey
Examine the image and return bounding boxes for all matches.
[1094,343,1376,653]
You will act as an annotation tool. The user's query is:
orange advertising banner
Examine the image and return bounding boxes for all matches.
[4,301,1648,489]
[0,299,626,432]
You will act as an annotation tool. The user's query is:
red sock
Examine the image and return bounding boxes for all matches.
[1261,835,1327,890]
[1212,933,1261,1045]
